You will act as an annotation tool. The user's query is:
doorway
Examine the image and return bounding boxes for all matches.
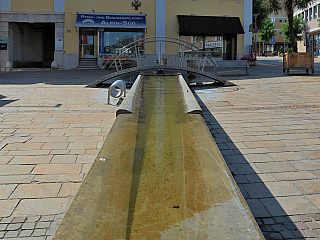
[223,34,237,60]
[80,28,97,58]
[10,23,55,68]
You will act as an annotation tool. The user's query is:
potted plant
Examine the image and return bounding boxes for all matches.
[241,56,257,66]
[278,47,284,57]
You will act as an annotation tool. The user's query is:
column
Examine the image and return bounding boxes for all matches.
[0,0,11,11]
[54,0,64,12]
[243,0,252,56]
[156,0,166,57]
[0,20,9,71]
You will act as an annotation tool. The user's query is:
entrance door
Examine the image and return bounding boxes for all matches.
[84,30,94,58]
[223,34,237,60]
[80,28,96,58]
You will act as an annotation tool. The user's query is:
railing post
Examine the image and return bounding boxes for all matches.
[115,60,118,73]
[119,59,122,70]
[159,38,162,68]
[135,45,138,58]
[202,56,206,73]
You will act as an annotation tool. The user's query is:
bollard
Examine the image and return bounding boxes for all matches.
[5,61,11,72]
[108,80,126,104]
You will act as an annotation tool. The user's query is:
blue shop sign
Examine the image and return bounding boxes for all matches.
[0,37,7,50]
[75,13,147,28]
[270,36,275,44]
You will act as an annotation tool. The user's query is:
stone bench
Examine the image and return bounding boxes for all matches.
[215,60,249,75]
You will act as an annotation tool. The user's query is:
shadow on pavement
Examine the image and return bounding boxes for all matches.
[0,69,116,86]
[0,95,18,107]
[194,93,305,240]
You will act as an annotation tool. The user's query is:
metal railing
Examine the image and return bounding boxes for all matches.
[102,36,217,74]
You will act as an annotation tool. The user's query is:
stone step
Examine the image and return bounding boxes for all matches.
[79,58,98,68]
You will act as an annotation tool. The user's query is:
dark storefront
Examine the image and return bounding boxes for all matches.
[177,15,244,60]
[10,23,55,68]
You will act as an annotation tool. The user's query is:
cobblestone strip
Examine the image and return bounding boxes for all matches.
[0,214,62,239]
[255,214,320,239]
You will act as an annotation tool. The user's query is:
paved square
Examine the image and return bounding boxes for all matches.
[1,60,320,239]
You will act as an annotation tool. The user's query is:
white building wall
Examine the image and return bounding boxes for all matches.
[54,0,64,13]
[0,0,11,11]
[243,0,252,56]
[156,0,166,57]
[12,23,20,61]
[294,1,320,53]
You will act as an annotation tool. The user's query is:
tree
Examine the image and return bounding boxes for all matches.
[282,15,304,43]
[259,18,277,56]
[253,0,269,29]
[264,0,312,52]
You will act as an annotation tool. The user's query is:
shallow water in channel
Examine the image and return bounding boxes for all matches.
[53,74,264,240]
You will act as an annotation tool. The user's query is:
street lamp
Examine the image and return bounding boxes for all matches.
[253,13,260,58]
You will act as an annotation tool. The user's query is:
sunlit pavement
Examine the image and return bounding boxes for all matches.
[0,70,118,239]
[195,57,320,239]
[0,60,320,239]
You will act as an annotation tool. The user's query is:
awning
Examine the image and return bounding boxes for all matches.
[178,15,244,36]
[75,13,147,28]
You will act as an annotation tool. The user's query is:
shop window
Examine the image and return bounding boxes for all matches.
[309,37,313,53]
[305,10,308,22]
[99,30,145,56]
[314,35,318,53]
[179,35,223,58]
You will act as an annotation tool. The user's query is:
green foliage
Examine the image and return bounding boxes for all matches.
[281,16,304,42]
[278,47,284,53]
[253,0,269,29]
[264,0,312,13]
[264,0,313,52]
[259,17,276,43]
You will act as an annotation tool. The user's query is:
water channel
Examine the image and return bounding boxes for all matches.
[53,74,264,239]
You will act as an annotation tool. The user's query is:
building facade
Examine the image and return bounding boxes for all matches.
[270,11,287,53]
[253,11,287,56]
[0,0,252,71]
[295,2,320,54]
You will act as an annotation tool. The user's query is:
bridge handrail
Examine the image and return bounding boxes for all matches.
[103,36,217,71]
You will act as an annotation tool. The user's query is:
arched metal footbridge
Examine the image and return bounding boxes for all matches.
[87,36,229,87]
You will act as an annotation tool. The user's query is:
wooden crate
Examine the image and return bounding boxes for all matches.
[283,52,314,74]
